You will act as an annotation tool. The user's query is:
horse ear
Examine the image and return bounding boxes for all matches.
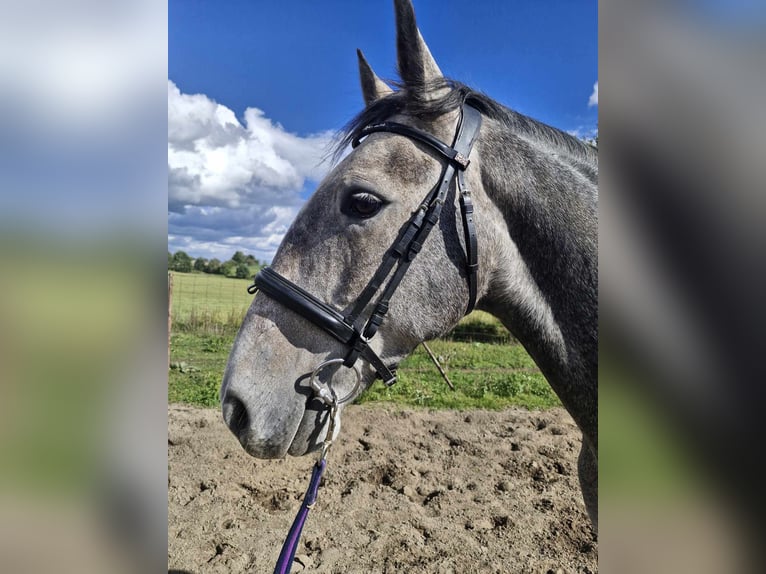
[394,0,445,96]
[357,49,393,106]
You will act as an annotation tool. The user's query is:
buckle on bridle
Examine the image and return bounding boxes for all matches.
[454,152,470,169]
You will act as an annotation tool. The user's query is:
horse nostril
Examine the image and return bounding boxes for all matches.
[222,393,250,439]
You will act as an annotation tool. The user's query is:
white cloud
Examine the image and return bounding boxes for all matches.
[168,80,333,211]
[566,125,598,145]
[168,80,335,260]
[588,81,598,107]
[168,203,302,261]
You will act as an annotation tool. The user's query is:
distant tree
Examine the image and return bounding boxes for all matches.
[220,260,236,277]
[235,263,251,279]
[168,251,173,269]
[171,251,193,273]
[193,257,208,272]
[231,250,246,264]
[244,254,257,266]
[205,258,221,274]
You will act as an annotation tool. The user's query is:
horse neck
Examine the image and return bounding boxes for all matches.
[477,122,598,434]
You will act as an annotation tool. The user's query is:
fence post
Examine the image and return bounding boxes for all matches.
[168,271,173,369]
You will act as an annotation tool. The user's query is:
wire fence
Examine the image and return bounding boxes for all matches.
[169,271,253,335]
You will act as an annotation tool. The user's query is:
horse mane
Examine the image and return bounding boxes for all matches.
[335,79,598,165]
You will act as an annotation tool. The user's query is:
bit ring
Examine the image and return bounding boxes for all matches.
[309,358,362,406]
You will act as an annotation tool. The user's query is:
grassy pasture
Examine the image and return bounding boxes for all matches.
[170,272,252,333]
[168,271,559,410]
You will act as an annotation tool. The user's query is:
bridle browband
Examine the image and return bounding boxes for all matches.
[249,103,482,389]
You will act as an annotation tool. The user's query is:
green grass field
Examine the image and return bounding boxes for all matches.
[168,271,559,410]
[170,271,252,332]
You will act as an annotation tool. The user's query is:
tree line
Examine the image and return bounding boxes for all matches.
[168,250,262,279]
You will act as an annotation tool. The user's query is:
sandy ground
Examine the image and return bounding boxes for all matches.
[168,404,597,573]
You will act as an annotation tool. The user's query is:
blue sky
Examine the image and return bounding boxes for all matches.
[168,0,597,262]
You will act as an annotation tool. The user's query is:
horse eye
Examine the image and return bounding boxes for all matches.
[344,191,384,219]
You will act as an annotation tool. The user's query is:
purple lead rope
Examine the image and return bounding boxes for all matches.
[273,458,327,574]
[273,369,343,573]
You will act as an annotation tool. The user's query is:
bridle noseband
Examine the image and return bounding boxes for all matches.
[248,103,482,391]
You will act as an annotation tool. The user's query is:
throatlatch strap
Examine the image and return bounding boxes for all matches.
[452,105,482,312]
[458,170,478,314]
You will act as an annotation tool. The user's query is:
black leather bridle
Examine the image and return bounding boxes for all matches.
[248,103,482,389]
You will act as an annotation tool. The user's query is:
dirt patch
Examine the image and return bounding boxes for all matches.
[168,404,597,573]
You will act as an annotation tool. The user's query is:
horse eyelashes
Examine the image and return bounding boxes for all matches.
[345,192,384,218]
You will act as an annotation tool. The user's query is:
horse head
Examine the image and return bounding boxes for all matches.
[220,0,492,458]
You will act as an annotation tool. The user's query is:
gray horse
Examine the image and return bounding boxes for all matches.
[221,0,598,530]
